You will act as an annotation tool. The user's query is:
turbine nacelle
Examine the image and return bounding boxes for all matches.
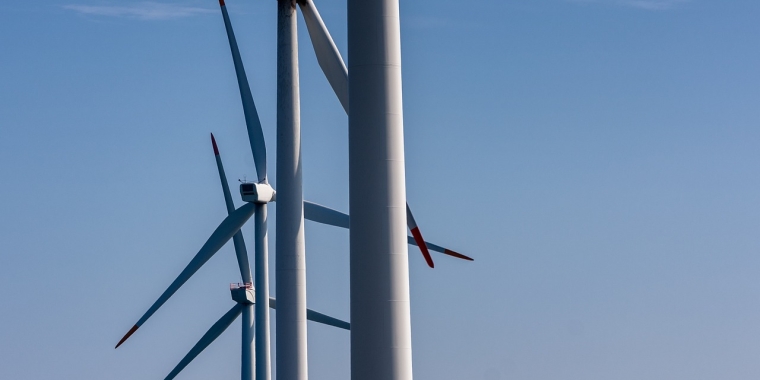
[230,283,255,305]
[240,182,276,203]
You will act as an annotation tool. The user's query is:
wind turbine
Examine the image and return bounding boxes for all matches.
[298,0,470,378]
[116,0,275,374]
[116,2,278,380]
[216,2,275,379]
[158,132,257,380]
[298,0,456,269]
[162,135,349,380]
[115,133,349,380]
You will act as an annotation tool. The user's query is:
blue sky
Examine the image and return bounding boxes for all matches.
[2,0,760,379]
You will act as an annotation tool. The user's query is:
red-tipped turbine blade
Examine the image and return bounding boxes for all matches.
[410,227,434,268]
[422,239,474,262]
[443,248,473,261]
[406,204,434,268]
[115,325,139,349]
[115,202,255,350]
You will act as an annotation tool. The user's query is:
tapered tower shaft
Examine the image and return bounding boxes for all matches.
[347,0,413,379]
[275,1,308,380]
[254,205,271,380]
[241,304,255,380]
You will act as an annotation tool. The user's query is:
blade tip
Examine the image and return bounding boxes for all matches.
[410,227,435,268]
[115,325,139,349]
[219,0,225,6]
[210,133,219,156]
[425,251,435,267]
[445,249,474,261]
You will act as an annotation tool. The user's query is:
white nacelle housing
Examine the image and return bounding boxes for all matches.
[240,182,276,203]
[230,285,255,305]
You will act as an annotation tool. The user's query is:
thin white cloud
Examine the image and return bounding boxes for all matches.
[569,0,691,10]
[64,2,214,20]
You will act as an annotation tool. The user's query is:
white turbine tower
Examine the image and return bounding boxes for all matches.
[347,0,412,375]
[299,0,439,268]
[297,0,474,378]
[275,2,309,380]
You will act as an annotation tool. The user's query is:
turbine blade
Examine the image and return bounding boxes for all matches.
[306,309,350,331]
[406,204,435,268]
[302,201,470,262]
[303,201,469,261]
[298,0,348,113]
[115,325,138,349]
[230,232,251,283]
[304,201,350,228]
[164,304,244,380]
[218,1,267,182]
[268,297,350,330]
[407,237,473,261]
[212,133,252,284]
[115,202,255,348]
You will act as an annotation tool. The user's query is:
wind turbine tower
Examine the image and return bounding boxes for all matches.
[275,1,309,380]
[348,0,414,379]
